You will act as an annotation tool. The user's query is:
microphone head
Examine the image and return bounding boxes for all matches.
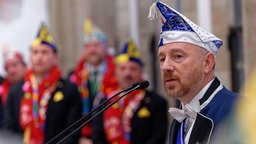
[139,80,150,89]
[132,80,150,90]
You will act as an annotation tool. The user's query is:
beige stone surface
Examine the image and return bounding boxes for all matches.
[243,0,256,77]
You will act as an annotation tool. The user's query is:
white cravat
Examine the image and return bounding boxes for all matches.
[168,104,197,123]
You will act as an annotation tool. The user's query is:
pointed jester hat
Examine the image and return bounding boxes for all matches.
[83,19,107,44]
[31,23,57,53]
[148,1,223,55]
[115,40,143,66]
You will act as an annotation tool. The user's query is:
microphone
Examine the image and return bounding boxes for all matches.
[132,80,150,90]
[46,80,150,144]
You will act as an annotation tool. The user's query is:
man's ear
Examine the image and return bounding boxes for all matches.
[203,52,215,73]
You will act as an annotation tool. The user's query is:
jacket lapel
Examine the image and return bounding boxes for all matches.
[188,113,214,144]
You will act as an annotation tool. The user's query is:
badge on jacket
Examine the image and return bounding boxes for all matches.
[53,91,64,102]
[137,107,151,118]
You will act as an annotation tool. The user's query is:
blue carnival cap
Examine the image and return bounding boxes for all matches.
[31,23,57,53]
[115,40,143,66]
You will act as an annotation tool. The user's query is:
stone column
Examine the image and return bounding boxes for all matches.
[242,0,256,79]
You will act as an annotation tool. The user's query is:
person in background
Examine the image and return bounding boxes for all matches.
[149,2,238,144]
[0,47,27,129]
[4,23,82,144]
[148,1,239,144]
[68,19,117,144]
[0,76,4,129]
[92,40,168,144]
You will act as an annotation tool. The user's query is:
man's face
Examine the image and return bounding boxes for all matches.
[5,58,26,84]
[30,44,57,75]
[115,61,142,89]
[83,41,106,66]
[158,42,206,100]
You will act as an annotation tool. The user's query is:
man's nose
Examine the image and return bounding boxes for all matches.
[161,59,175,73]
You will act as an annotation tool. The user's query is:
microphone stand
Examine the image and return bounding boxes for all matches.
[45,84,139,144]
[56,84,141,144]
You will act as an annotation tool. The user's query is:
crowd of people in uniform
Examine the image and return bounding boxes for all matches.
[0,17,168,144]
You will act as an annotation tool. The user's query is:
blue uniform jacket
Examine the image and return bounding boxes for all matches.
[169,78,239,144]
